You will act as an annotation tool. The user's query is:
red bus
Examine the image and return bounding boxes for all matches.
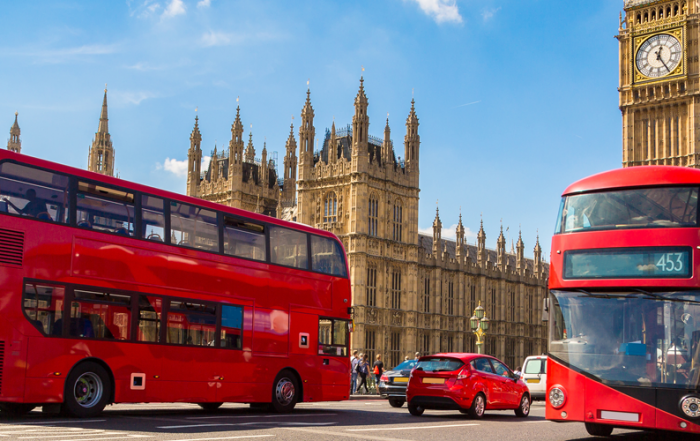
[0,150,352,417]
[546,166,700,436]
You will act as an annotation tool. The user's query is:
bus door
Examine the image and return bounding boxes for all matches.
[317,317,350,388]
[214,304,252,402]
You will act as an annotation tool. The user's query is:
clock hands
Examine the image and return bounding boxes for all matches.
[655,47,671,72]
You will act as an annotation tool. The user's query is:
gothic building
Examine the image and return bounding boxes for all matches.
[618,0,699,167]
[187,78,549,369]
[7,112,21,153]
[87,89,115,177]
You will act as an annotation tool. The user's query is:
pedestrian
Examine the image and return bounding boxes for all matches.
[414,352,420,361]
[350,350,359,394]
[514,366,522,376]
[373,354,384,393]
[404,356,409,362]
[356,353,369,394]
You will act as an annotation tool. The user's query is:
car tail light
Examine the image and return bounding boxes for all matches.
[457,368,470,380]
[549,385,566,408]
[380,374,388,382]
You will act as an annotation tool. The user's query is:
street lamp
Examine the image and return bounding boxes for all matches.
[470,301,489,354]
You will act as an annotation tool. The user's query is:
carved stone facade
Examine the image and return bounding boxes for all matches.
[189,78,549,369]
[618,0,700,167]
[87,89,115,177]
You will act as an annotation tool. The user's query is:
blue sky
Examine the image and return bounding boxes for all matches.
[0,0,624,259]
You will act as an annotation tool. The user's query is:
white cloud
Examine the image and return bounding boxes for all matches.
[162,0,186,18]
[197,0,211,8]
[200,30,282,47]
[201,156,212,171]
[406,0,463,24]
[418,223,477,241]
[110,91,156,106]
[158,156,210,178]
[201,31,235,47]
[482,7,501,22]
[5,44,119,64]
[128,0,161,18]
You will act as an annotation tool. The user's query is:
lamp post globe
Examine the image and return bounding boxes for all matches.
[470,315,479,331]
[475,304,485,320]
[480,316,490,331]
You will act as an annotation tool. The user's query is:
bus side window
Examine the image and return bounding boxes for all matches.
[170,202,219,251]
[270,226,308,269]
[76,182,135,236]
[137,295,162,343]
[318,318,349,356]
[223,217,266,261]
[142,195,165,242]
[220,305,243,349]
[311,235,347,277]
[166,300,216,346]
[69,290,132,340]
[23,283,65,336]
[0,162,69,223]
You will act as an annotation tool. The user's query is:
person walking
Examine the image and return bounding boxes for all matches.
[414,352,420,361]
[373,354,384,393]
[350,350,359,394]
[356,353,369,394]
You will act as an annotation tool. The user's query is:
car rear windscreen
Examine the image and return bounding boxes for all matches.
[416,358,464,372]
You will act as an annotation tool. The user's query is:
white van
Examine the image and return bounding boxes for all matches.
[521,355,547,400]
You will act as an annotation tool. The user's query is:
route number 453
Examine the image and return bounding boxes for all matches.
[656,253,684,272]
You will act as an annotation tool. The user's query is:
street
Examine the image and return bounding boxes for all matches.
[0,400,683,441]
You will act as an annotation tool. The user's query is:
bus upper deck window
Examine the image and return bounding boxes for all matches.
[76,182,135,236]
[142,196,165,242]
[170,202,219,252]
[0,162,69,223]
[311,235,347,277]
[224,217,266,262]
[23,283,65,336]
[270,226,308,269]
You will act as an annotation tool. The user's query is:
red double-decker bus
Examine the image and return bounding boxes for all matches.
[546,166,700,436]
[0,150,352,417]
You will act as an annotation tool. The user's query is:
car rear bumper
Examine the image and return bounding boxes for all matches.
[408,395,463,410]
[378,384,407,398]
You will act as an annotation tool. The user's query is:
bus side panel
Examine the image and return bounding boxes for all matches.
[269,272,331,311]
[656,407,700,434]
[0,326,29,402]
[253,308,289,355]
[583,376,655,429]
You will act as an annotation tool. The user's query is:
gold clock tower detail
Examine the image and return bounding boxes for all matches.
[618,0,699,167]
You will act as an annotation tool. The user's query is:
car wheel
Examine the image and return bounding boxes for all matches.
[197,402,223,411]
[0,403,36,416]
[514,394,530,417]
[63,361,111,418]
[408,403,424,416]
[270,370,298,413]
[467,393,486,419]
[388,398,405,408]
[584,422,614,437]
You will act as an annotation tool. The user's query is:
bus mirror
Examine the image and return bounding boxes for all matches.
[542,297,550,322]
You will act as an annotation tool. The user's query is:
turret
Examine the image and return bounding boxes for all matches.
[328,121,337,164]
[230,101,244,172]
[244,132,255,163]
[497,225,506,269]
[282,122,297,202]
[298,87,315,180]
[516,229,525,271]
[87,88,115,177]
[260,142,268,185]
[211,146,219,183]
[477,218,486,266]
[432,205,442,257]
[352,77,369,166]
[405,98,419,172]
[534,234,543,275]
[186,115,202,196]
[455,212,465,262]
[7,112,21,153]
[383,116,392,167]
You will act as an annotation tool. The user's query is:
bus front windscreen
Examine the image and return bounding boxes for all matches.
[555,187,699,234]
[550,290,700,389]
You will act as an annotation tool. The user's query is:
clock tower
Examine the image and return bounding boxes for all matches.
[618,0,700,167]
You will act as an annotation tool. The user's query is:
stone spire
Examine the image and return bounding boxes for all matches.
[534,233,543,275]
[383,115,392,167]
[405,98,420,170]
[245,132,256,163]
[87,87,115,177]
[299,85,315,180]
[516,228,525,271]
[497,224,506,269]
[186,114,202,196]
[7,112,21,153]
[260,141,268,185]
[432,204,442,257]
[455,211,465,260]
[328,120,337,164]
[211,145,219,182]
[477,217,486,266]
[230,101,244,166]
[282,122,298,202]
[352,76,369,161]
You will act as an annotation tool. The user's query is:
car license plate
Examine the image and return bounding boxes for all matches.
[393,377,408,383]
[423,378,445,384]
[527,379,540,384]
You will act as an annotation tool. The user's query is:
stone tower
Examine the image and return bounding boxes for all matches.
[282,123,298,203]
[186,115,202,197]
[618,0,699,167]
[87,89,115,176]
[7,112,21,153]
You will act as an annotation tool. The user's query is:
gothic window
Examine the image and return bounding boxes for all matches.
[508,288,515,322]
[505,338,515,369]
[423,277,430,313]
[447,280,454,316]
[420,333,430,355]
[390,332,401,369]
[367,266,377,307]
[470,283,477,317]
[391,269,402,310]
[365,329,376,363]
[490,286,496,320]
[324,192,337,224]
[447,335,454,353]
[392,200,403,242]
[369,195,379,237]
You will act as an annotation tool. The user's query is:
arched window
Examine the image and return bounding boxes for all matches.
[392,199,403,242]
[367,265,377,307]
[369,195,379,237]
[324,192,337,223]
[423,276,430,313]
[446,279,454,315]
[391,269,402,310]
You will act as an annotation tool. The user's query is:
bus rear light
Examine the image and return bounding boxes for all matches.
[549,385,566,408]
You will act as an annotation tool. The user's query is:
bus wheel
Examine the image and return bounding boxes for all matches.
[584,423,613,437]
[64,361,111,418]
[0,403,36,416]
[197,402,223,411]
[271,370,298,413]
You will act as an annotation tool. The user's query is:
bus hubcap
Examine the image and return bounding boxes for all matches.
[475,396,484,415]
[275,378,295,406]
[74,373,103,408]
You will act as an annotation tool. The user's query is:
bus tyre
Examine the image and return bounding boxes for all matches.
[584,423,613,437]
[0,403,36,416]
[388,398,405,408]
[271,370,298,413]
[197,402,223,411]
[514,394,530,417]
[63,362,111,418]
[467,393,486,419]
[408,403,424,416]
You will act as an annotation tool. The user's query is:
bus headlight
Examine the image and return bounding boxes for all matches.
[549,386,566,408]
[680,396,700,418]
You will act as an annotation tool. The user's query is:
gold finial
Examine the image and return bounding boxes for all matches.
[362,65,364,72]
[14,111,18,116]
[236,96,239,103]
[195,107,198,113]
[307,79,310,87]
[250,124,252,129]
[105,83,107,92]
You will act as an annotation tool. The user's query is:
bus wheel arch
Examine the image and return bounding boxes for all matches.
[271,368,302,413]
[63,358,114,417]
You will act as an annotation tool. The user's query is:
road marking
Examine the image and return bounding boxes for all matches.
[282,427,410,441]
[524,420,550,423]
[186,413,337,420]
[167,436,275,441]
[0,420,107,425]
[54,437,149,441]
[17,432,119,439]
[157,421,336,429]
[347,423,479,432]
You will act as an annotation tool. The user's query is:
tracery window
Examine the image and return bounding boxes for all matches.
[391,269,402,310]
[324,192,337,224]
[447,279,454,316]
[369,195,379,237]
[423,277,430,313]
[367,266,377,307]
[392,199,403,241]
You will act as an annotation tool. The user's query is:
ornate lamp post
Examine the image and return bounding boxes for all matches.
[470,301,490,354]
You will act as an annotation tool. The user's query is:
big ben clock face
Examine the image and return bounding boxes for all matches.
[636,34,682,78]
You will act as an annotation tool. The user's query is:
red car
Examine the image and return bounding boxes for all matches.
[406,353,531,418]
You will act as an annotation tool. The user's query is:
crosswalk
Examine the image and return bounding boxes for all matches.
[0,421,148,441]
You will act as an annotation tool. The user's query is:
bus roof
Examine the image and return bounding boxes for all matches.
[0,150,339,241]
[563,166,700,196]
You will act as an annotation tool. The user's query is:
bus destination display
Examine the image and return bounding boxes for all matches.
[563,247,692,279]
